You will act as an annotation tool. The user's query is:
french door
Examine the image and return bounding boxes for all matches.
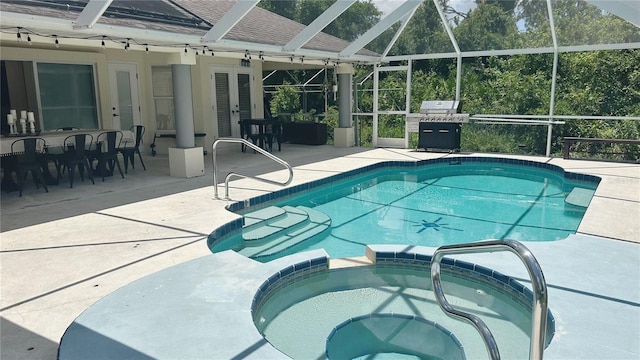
[210,66,254,138]
[107,62,141,131]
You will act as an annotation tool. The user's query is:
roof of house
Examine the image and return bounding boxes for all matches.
[0,0,379,59]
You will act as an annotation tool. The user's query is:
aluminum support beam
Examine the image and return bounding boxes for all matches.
[284,0,357,52]
[339,0,423,57]
[586,0,640,28]
[74,0,113,29]
[434,0,461,54]
[382,42,640,62]
[202,0,260,43]
[381,12,417,58]
[546,0,559,157]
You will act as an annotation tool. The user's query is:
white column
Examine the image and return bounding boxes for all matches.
[169,64,203,178]
[172,64,196,148]
[335,64,355,147]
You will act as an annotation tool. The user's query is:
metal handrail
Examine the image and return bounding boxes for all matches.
[212,138,293,200]
[431,239,548,360]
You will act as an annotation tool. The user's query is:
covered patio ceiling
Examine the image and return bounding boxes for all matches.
[0,0,638,65]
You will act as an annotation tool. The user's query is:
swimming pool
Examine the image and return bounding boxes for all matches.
[252,256,555,359]
[209,157,599,262]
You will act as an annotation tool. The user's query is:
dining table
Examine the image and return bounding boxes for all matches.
[238,118,282,152]
[1,129,133,191]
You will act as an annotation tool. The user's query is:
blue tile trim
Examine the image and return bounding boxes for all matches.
[206,217,244,249]
[235,156,600,211]
[251,256,329,316]
[369,248,554,327]
[252,249,556,347]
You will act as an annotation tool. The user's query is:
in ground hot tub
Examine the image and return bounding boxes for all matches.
[252,250,555,359]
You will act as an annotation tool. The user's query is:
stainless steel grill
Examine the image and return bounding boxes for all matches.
[408,100,469,123]
[408,100,469,152]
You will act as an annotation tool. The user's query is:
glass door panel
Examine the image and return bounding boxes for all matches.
[215,72,232,137]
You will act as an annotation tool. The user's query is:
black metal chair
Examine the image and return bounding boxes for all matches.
[59,134,95,188]
[93,131,125,181]
[118,125,146,173]
[264,120,282,152]
[10,138,49,197]
[239,120,263,153]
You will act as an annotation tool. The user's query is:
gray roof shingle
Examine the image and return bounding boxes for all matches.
[0,0,378,57]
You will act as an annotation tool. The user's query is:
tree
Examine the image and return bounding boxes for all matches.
[270,81,301,119]
[259,0,381,42]
[454,2,520,51]
[325,0,381,42]
[258,0,296,20]
[388,0,453,57]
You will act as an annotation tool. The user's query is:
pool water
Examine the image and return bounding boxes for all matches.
[211,161,598,261]
[254,265,551,360]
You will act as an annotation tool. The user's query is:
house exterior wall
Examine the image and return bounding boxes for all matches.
[0,43,265,155]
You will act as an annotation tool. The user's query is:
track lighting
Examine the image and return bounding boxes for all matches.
[27,34,32,45]
[101,36,106,48]
[54,35,59,48]
[16,29,22,42]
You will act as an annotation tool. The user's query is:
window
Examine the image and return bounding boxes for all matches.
[36,63,99,130]
[152,66,175,130]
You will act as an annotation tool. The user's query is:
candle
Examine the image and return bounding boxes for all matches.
[10,109,17,119]
[20,110,27,119]
[7,113,14,125]
[27,112,35,122]
[19,118,27,134]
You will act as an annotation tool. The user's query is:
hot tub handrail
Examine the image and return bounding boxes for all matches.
[212,138,293,200]
[431,239,548,360]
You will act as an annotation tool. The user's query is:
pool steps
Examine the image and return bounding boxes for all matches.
[240,206,331,259]
[565,187,596,208]
[242,206,286,228]
[242,206,308,241]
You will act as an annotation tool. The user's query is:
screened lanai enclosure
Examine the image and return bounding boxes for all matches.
[1,0,638,161]
[261,0,640,160]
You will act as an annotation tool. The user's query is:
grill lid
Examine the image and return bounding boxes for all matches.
[419,101,462,114]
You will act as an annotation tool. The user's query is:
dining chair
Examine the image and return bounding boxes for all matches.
[264,120,282,152]
[93,131,125,181]
[59,134,95,188]
[240,120,262,153]
[118,125,146,173]
[10,137,49,197]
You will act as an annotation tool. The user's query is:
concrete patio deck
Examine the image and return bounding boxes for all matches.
[1,145,638,359]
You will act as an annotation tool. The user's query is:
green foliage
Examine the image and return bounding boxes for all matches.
[258,0,380,42]
[261,0,639,161]
[454,3,520,51]
[388,1,454,55]
[270,81,301,118]
[320,106,339,143]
